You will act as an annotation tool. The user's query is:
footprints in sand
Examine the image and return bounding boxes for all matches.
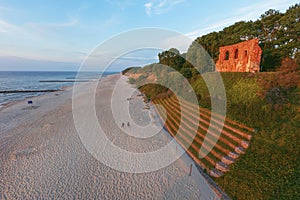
[41,123,54,130]
[10,146,38,161]
[21,106,40,110]
[163,176,202,199]
[162,176,169,187]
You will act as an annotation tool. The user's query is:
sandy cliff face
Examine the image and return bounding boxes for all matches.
[128,73,142,79]
[127,72,157,82]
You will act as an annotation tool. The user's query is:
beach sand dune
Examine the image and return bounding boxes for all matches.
[0,74,219,199]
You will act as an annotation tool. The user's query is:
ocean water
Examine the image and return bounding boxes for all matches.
[0,71,116,106]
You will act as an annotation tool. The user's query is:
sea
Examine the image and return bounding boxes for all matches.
[0,71,117,107]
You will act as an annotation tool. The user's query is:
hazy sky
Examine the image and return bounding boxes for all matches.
[0,0,298,71]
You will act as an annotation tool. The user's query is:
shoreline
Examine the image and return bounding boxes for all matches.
[1,73,221,199]
[0,83,72,112]
[0,72,118,111]
[0,76,97,135]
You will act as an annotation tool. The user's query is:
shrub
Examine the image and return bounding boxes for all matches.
[258,58,299,107]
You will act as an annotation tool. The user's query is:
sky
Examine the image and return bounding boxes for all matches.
[0,0,298,71]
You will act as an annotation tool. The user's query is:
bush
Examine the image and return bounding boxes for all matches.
[258,58,299,107]
[128,77,136,84]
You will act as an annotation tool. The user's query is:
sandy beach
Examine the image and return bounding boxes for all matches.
[0,74,220,199]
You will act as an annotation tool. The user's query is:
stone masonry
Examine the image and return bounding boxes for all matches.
[216,39,262,72]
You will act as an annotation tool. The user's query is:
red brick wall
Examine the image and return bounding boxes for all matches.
[216,39,262,72]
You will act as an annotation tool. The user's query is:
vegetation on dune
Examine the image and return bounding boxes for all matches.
[192,72,299,200]
[121,66,142,75]
[134,69,299,199]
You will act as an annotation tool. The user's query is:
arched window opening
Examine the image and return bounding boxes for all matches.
[234,49,239,59]
[244,50,248,57]
[225,51,230,60]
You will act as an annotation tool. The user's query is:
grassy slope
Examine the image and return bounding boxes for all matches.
[192,72,300,200]
[135,71,299,199]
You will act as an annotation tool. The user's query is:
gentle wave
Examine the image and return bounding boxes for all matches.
[0,71,117,106]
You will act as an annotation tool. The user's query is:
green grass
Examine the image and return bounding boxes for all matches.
[135,71,299,199]
[192,72,300,200]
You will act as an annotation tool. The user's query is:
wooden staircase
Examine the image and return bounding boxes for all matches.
[152,96,255,177]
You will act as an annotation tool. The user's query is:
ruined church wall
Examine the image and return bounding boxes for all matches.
[216,39,262,72]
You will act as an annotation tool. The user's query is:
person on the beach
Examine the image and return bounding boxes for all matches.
[127,122,130,126]
[121,123,125,128]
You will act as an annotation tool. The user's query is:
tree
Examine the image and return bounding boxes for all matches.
[186,41,214,73]
[155,4,300,76]
[158,48,185,71]
[192,4,300,72]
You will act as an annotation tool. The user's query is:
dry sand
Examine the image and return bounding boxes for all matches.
[0,74,220,199]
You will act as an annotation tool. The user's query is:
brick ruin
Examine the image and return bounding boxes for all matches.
[215,39,262,72]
